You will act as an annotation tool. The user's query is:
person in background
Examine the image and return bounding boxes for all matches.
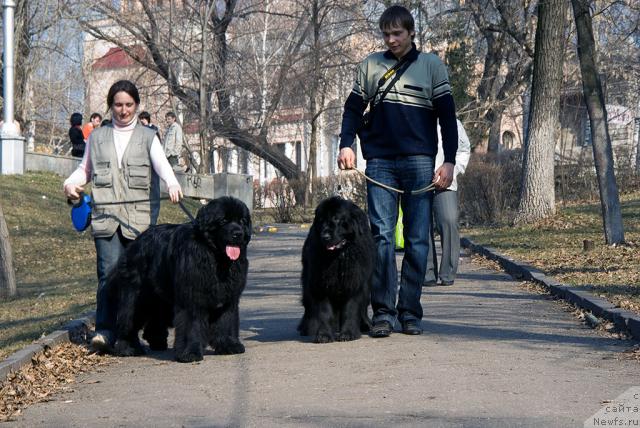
[163,111,183,170]
[424,119,471,287]
[63,80,183,352]
[100,119,111,127]
[69,112,85,157]
[337,5,458,338]
[82,112,103,141]
[139,111,159,133]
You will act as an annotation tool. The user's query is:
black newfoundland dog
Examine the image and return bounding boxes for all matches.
[107,196,251,362]
[298,196,376,343]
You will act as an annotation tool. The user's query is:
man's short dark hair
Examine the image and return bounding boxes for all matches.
[139,111,151,122]
[379,5,415,34]
[165,112,176,119]
[90,112,102,121]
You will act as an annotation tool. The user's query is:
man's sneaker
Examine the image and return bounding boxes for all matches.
[401,320,422,335]
[423,280,437,287]
[440,280,454,286]
[370,320,393,338]
[90,330,113,353]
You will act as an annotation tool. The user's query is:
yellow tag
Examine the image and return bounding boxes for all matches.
[383,69,396,80]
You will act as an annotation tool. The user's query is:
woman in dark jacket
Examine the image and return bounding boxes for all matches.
[69,112,85,157]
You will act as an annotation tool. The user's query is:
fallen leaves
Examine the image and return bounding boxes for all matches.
[464,191,640,316]
[0,343,114,422]
[619,344,640,362]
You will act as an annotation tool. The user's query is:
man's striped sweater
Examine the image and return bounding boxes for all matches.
[339,44,458,164]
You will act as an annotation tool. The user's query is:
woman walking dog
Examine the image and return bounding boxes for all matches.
[63,80,183,352]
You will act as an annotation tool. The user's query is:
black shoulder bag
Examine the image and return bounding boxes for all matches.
[358,56,415,137]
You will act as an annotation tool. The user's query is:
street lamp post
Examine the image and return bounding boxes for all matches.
[1,0,25,174]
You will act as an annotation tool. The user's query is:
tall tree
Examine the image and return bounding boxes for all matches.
[0,202,16,299]
[514,0,567,223]
[570,0,624,244]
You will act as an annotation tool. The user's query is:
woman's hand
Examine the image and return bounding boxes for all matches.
[168,184,183,203]
[64,184,84,201]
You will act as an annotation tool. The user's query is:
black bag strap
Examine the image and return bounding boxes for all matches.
[367,56,415,112]
[375,60,413,107]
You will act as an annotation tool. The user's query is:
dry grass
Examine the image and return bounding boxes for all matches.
[0,171,202,360]
[463,191,640,314]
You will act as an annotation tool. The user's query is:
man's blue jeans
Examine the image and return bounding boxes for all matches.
[94,228,132,333]
[365,155,434,326]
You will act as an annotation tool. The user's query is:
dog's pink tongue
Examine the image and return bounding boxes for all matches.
[226,246,241,260]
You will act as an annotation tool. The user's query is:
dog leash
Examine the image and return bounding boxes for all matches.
[69,194,196,231]
[92,197,196,223]
[345,169,437,195]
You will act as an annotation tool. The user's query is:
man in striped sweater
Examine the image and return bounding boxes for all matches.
[337,5,458,338]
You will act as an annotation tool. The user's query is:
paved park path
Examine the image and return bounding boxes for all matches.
[9,226,640,427]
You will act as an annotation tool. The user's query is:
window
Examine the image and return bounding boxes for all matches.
[502,131,515,150]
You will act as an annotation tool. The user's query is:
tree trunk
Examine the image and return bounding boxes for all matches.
[636,119,640,173]
[306,117,318,207]
[571,0,625,244]
[304,0,320,208]
[486,110,503,152]
[0,203,16,299]
[514,0,567,224]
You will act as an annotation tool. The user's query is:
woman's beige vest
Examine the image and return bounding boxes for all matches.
[89,124,159,239]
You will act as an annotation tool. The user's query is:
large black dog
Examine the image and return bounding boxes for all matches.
[107,196,251,362]
[298,196,375,343]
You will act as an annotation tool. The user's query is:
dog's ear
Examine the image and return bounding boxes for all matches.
[243,206,252,245]
[311,198,329,235]
[350,204,369,237]
[195,199,223,235]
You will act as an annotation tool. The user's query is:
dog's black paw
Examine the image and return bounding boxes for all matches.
[314,333,334,344]
[114,339,145,357]
[215,340,245,355]
[175,351,204,363]
[336,331,361,342]
[175,343,204,362]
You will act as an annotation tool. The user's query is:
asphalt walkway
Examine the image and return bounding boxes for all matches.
[9,226,639,427]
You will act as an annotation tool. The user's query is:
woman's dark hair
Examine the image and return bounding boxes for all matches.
[106,80,140,108]
[379,5,415,34]
[70,112,83,127]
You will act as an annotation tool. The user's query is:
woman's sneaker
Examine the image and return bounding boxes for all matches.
[90,330,114,353]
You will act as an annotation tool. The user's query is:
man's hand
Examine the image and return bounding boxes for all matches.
[337,147,356,170]
[433,162,454,190]
[168,184,184,203]
[64,184,84,201]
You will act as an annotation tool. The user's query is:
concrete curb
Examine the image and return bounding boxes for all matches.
[0,313,95,381]
[461,237,640,341]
